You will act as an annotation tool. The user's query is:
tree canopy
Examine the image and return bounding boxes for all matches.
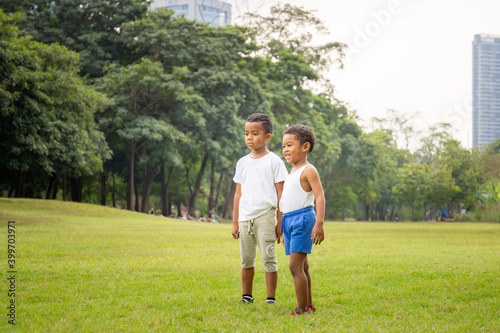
[1,3,498,221]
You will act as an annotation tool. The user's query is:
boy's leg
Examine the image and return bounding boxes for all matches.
[242,268,255,295]
[265,271,278,299]
[304,256,312,306]
[239,220,257,300]
[254,209,279,300]
[289,252,309,310]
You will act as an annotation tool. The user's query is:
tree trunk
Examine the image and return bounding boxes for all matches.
[15,171,26,198]
[134,180,140,212]
[141,161,161,213]
[110,173,116,208]
[208,159,216,213]
[129,142,136,211]
[8,185,15,198]
[70,174,83,202]
[45,173,58,199]
[361,198,368,221]
[100,171,107,206]
[187,152,210,216]
[161,162,174,217]
[223,180,236,220]
[389,206,395,221]
[63,173,67,201]
[176,202,182,217]
[214,169,226,215]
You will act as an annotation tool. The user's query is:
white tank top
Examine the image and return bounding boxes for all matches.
[279,164,315,214]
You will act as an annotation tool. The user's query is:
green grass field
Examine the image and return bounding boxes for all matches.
[0,198,499,332]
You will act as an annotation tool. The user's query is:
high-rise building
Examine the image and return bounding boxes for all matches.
[473,34,500,147]
[151,0,231,27]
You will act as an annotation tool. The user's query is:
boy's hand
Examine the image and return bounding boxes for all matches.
[231,224,239,239]
[276,231,283,245]
[311,224,324,245]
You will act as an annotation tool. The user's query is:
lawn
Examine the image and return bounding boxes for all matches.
[1,198,499,332]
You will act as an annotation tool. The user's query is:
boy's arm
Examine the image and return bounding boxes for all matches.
[275,181,284,243]
[232,183,242,239]
[304,166,325,245]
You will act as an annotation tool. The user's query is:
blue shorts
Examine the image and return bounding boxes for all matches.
[281,206,316,255]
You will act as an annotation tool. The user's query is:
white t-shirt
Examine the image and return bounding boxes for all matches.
[233,152,288,221]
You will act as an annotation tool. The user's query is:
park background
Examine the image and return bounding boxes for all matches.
[1,1,500,331]
[1,1,500,222]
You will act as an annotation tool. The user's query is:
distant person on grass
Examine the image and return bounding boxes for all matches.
[439,207,448,221]
[280,124,325,315]
[232,113,288,305]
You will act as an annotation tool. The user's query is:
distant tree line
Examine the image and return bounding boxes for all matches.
[1,1,499,221]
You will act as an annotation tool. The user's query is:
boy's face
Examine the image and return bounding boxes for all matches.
[282,133,309,164]
[245,122,271,151]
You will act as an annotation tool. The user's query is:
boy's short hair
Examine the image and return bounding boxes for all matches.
[284,124,316,153]
[246,113,273,134]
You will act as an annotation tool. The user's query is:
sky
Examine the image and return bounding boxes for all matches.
[228,0,500,149]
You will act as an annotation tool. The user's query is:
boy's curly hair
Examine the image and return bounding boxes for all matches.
[246,113,273,134]
[284,124,316,153]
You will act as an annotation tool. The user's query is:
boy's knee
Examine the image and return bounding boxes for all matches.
[241,262,256,269]
[289,261,302,276]
[304,260,309,272]
[241,255,256,269]
[264,264,278,273]
[263,257,278,273]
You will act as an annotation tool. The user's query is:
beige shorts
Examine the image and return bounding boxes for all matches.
[239,208,278,273]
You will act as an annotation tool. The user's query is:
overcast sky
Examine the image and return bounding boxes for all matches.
[228,0,500,148]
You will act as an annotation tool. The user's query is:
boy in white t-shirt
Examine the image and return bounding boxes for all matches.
[232,113,288,304]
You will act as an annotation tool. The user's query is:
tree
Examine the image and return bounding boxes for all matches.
[242,4,346,74]
[370,109,422,151]
[0,10,110,198]
[480,139,500,181]
[393,164,430,221]
[97,58,202,211]
[0,0,152,78]
[362,130,403,221]
[122,9,267,216]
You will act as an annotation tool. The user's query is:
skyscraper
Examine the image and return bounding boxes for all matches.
[151,0,231,27]
[472,34,500,148]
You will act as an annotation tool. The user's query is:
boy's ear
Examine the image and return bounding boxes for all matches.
[265,133,272,141]
[303,142,311,152]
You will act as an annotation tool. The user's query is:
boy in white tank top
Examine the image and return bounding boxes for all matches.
[280,124,325,315]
